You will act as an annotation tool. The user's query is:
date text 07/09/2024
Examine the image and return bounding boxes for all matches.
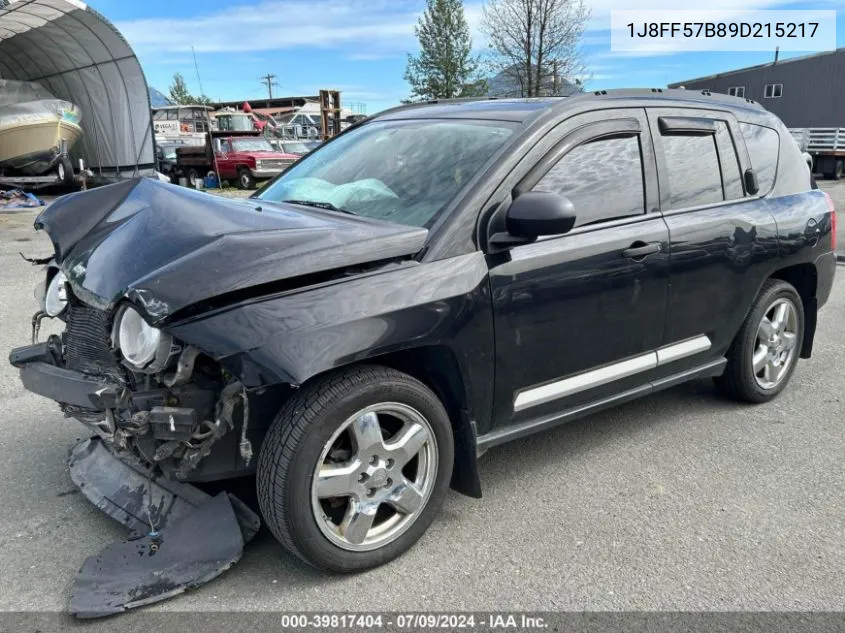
[277,614,549,629]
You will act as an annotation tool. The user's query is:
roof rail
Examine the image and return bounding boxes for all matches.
[424,96,501,105]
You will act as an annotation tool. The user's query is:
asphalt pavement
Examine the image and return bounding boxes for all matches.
[1,188,844,622]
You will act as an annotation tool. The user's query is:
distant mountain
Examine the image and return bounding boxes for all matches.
[148,87,171,108]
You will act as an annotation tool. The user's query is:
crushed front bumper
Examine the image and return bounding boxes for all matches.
[67,437,261,617]
[10,340,113,410]
[68,436,261,541]
[11,342,264,617]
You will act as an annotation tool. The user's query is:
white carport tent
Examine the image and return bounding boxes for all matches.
[0,0,155,180]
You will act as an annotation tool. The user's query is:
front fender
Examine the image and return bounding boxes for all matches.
[166,252,495,433]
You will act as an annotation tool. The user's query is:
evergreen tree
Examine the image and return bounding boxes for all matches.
[168,73,213,105]
[404,0,486,101]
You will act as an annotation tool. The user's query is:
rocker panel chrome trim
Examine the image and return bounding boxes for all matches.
[513,335,711,412]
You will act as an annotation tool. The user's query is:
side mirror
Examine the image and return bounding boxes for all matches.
[744,168,759,195]
[506,191,577,238]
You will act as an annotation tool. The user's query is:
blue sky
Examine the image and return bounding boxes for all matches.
[91,0,845,114]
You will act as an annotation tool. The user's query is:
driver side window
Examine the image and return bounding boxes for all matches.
[532,135,646,228]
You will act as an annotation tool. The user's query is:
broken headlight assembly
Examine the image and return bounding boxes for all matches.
[35,268,68,317]
[111,304,174,373]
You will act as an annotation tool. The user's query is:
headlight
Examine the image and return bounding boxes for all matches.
[114,305,171,370]
[44,270,68,317]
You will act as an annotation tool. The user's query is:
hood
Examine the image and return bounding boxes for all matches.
[252,151,298,159]
[36,178,427,324]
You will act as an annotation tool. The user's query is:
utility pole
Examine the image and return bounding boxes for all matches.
[259,73,279,103]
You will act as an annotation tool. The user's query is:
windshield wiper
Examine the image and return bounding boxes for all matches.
[280,199,357,215]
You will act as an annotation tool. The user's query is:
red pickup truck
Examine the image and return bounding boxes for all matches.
[175,131,299,189]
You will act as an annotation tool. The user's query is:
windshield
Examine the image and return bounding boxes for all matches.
[257,120,515,227]
[218,114,254,132]
[232,139,276,152]
[282,142,310,154]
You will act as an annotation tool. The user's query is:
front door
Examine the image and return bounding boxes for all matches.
[488,109,670,430]
[216,139,236,179]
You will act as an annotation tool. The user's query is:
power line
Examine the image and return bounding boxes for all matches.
[259,73,279,100]
[191,46,205,97]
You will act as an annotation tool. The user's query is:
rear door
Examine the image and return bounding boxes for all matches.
[488,108,671,429]
[647,107,780,369]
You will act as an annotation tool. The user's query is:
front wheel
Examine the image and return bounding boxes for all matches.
[257,365,454,572]
[238,168,256,190]
[715,279,804,403]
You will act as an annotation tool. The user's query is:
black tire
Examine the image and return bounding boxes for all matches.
[56,157,74,185]
[238,168,256,190]
[257,365,454,572]
[715,279,804,403]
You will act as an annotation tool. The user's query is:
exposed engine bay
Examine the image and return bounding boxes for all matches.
[17,273,254,481]
[9,266,264,617]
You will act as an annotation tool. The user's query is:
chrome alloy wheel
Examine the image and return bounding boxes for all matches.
[310,403,438,551]
[753,297,799,389]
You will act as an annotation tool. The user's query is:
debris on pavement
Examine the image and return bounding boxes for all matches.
[70,492,246,618]
[0,188,44,209]
[66,437,261,617]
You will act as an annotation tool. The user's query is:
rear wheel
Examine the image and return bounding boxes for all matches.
[238,168,256,190]
[715,279,804,403]
[257,365,454,572]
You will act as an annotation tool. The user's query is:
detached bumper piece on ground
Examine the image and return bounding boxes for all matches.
[67,437,260,618]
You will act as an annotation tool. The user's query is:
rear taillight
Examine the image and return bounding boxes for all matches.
[825,192,837,251]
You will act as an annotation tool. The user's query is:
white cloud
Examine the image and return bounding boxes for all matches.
[117,0,422,54]
[118,0,494,57]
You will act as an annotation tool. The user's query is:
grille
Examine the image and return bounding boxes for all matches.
[259,159,294,170]
[64,304,127,384]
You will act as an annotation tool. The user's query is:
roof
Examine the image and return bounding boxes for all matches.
[213,95,316,109]
[668,47,845,86]
[371,89,766,124]
[152,104,214,111]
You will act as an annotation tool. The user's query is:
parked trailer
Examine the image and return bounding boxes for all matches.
[789,128,845,179]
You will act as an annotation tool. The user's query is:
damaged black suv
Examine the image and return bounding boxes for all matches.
[10,92,836,585]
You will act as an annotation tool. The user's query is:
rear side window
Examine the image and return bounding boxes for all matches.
[715,121,744,200]
[661,134,723,209]
[740,122,779,194]
[533,135,645,228]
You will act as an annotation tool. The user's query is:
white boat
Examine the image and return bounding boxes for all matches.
[0,79,82,176]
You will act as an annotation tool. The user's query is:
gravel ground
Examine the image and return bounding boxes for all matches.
[0,184,843,625]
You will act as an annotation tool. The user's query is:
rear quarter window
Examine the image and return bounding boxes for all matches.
[739,122,779,195]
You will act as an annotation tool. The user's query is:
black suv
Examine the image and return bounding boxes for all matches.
[10,91,837,577]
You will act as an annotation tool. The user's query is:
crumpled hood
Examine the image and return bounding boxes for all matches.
[36,178,427,323]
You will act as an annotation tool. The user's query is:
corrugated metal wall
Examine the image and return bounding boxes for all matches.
[669,49,845,128]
